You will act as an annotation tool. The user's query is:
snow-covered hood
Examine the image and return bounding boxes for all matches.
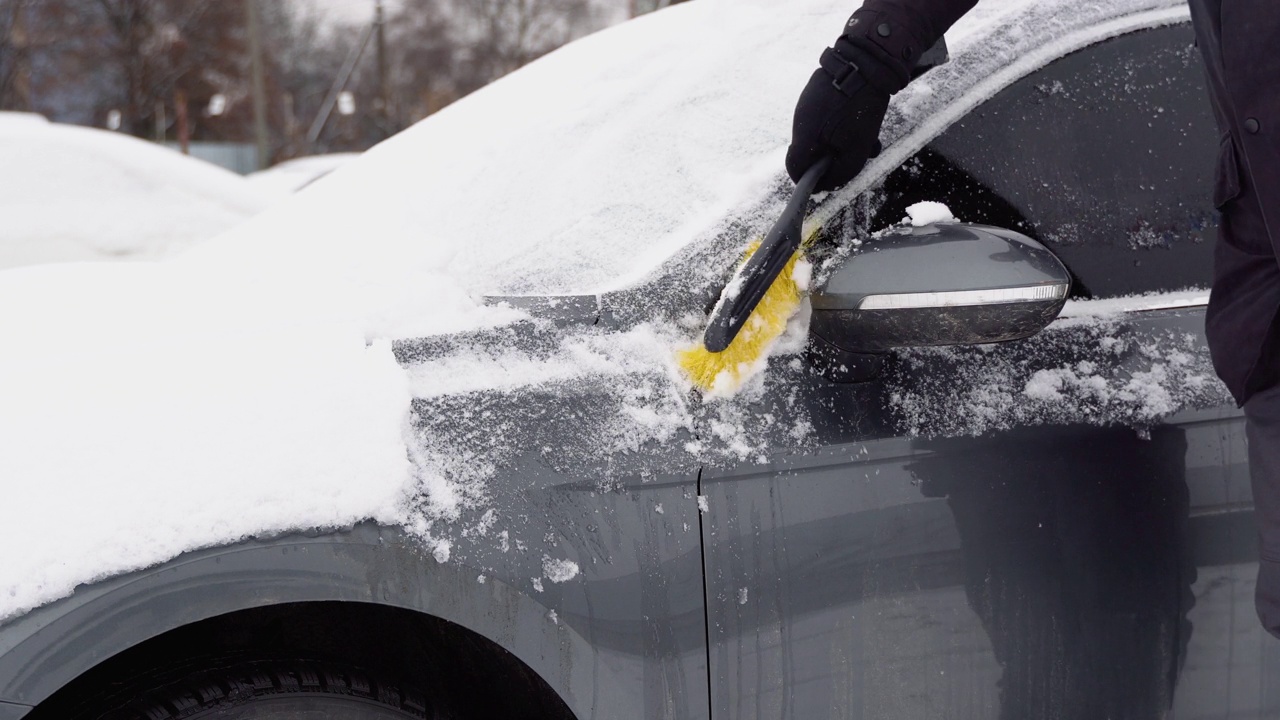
[0,0,1189,624]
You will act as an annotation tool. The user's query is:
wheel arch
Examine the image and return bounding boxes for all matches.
[0,523,596,719]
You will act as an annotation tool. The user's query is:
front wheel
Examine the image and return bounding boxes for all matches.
[105,661,434,719]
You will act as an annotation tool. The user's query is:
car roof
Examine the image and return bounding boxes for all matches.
[206,0,1187,305]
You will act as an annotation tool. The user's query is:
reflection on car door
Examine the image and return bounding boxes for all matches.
[701,299,1274,719]
[699,20,1279,720]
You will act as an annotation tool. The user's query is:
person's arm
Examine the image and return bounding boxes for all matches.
[842,0,976,93]
[787,0,978,191]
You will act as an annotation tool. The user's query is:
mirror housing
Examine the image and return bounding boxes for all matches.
[808,222,1070,382]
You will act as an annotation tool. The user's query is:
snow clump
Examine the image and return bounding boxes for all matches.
[543,557,581,583]
[904,201,958,227]
[887,302,1228,437]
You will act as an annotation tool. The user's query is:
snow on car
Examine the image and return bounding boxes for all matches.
[0,0,1259,718]
[245,153,362,199]
[0,113,270,269]
[0,0,1193,632]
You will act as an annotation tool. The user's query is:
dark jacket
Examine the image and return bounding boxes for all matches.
[1189,0,1280,405]
[847,0,1279,404]
[1189,0,1280,642]
[856,0,1280,641]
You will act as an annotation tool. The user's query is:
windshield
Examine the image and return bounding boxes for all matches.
[188,0,1185,316]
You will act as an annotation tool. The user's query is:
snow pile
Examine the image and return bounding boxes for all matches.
[543,557,580,583]
[887,296,1228,437]
[0,113,269,270]
[0,262,420,620]
[904,201,958,227]
[247,153,361,199]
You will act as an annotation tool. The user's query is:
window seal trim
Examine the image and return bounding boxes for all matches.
[1055,289,1209,321]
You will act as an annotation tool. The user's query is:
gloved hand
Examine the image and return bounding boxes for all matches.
[786,39,891,193]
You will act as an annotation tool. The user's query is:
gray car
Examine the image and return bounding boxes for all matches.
[2,1,1275,719]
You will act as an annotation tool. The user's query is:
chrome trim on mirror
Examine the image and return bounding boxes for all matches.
[856,284,1069,310]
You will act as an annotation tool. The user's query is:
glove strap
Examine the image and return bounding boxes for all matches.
[825,39,899,97]
[840,2,935,93]
[818,47,868,97]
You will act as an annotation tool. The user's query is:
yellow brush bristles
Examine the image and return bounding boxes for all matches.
[677,241,805,393]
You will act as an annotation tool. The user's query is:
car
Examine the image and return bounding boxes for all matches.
[246,153,362,199]
[0,113,269,270]
[1,0,1273,719]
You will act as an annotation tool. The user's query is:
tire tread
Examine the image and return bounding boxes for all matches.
[111,661,433,719]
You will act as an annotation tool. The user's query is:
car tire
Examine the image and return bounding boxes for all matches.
[104,660,435,719]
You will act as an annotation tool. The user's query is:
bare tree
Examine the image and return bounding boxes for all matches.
[85,0,249,137]
[0,0,68,111]
[629,0,689,19]
[0,0,27,109]
[461,0,594,77]
[389,0,599,126]
[3,0,620,159]
[386,0,460,124]
[259,2,335,152]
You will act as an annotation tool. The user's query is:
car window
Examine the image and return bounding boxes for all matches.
[870,23,1215,299]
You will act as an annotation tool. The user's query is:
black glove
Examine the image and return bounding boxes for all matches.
[788,1,944,192]
[785,39,890,193]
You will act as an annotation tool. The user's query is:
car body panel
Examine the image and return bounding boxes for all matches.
[0,355,711,718]
[0,8,1266,720]
[701,305,1274,717]
[696,24,1260,712]
[0,476,708,720]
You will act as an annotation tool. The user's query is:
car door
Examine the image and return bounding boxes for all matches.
[699,21,1280,720]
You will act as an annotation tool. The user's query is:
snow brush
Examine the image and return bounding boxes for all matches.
[678,157,831,393]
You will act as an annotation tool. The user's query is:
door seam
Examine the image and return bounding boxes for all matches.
[696,467,713,720]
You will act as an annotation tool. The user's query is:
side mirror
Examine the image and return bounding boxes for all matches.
[808,222,1071,382]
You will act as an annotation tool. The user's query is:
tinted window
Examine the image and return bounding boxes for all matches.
[873,23,1216,298]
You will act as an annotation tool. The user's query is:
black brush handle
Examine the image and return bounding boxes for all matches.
[703,157,831,353]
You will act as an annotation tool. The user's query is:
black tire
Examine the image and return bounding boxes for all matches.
[105,660,435,720]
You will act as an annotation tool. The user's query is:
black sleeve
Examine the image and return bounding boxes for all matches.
[840,0,978,92]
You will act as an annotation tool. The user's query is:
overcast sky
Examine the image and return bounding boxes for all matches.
[301,0,396,27]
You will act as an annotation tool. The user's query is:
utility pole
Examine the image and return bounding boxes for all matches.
[375,0,391,137]
[245,0,270,170]
[175,89,189,154]
[306,22,373,146]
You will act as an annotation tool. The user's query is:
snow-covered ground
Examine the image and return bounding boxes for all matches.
[0,113,270,270]
[0,0,1199,623]
[246,153,361,199]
